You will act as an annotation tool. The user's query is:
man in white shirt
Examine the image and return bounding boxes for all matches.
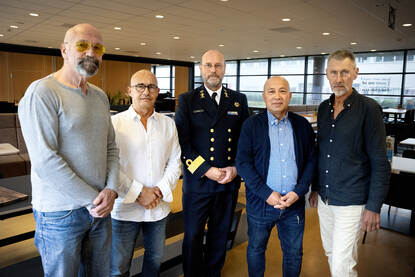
[110,69,181,277]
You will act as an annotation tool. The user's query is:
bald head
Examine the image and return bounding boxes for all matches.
[200,49,226,91]
[64,23,102,44]
[264,76,290,92]
[130,69,157,86]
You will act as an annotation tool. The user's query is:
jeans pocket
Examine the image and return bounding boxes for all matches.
[40,210,73,224]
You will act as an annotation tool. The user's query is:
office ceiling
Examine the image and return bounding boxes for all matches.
[0,0,414,62]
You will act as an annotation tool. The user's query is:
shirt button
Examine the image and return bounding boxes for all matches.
[326,185,329,188]
[329,139,333,142]
[283,175,286,178]
[327,154,330,158]
[282,190,286,193]
[332,124,335,127]
[281,159,285,162]
[331,109,333,112]
[280,143,283,146]
[347,104,351,107]
[279,128,283,131]
[325,170,328,173]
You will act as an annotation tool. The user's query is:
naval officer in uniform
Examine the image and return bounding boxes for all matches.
[175,49,249,277]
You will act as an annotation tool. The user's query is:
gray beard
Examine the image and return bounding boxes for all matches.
[76,57,99,77]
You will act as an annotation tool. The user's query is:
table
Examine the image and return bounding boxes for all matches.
[0,175,33,247]
[0,143,20,156]
[399,138,415,148]
[383,108,406,123]
[391,156,415,174]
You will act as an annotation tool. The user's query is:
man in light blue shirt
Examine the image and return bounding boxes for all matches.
[236,76,316,277]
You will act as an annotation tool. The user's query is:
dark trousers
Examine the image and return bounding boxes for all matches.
[182,190,238,277]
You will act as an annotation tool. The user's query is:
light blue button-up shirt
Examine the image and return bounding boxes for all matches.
[266,111,298,195]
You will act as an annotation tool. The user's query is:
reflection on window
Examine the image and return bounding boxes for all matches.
[407,50,415,72]
[404,97,415,109]
[240,76,268,91]
[355,51,404,73]
[194,63,201,76]
[241,91,265,108]
[404,74,415,96]
[226,61,237,75]
[240,59,268,75]
[355,74,402,95]
[308,56,327,74]
[271,57,305,74]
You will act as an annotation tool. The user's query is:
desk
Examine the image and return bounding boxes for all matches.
[391,156,415,174]
[383,108,406,123]
[0,143,20,156]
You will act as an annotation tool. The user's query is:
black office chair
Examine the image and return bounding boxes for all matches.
[404,109,415,124]
[402,149,415,159]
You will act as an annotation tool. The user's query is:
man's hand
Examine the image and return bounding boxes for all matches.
[138,187,163,209]
[90,189,118,218]
[217,166,237,184]
[144,187,163,209]
[361,209,380,232]
[308,191,319,208]
[275,191,299,209]
[266,191,282,207]
[204,167,226,182]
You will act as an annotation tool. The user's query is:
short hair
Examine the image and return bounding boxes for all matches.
[328,50,356,68]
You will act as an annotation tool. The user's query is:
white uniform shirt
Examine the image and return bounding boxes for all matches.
[111,106,182,222]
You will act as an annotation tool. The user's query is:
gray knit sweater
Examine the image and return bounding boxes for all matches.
[18,74,123,212]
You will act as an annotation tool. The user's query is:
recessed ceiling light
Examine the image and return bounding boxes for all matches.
[280,55,285,57]
[220,0,229,2]
[370,49,376,52]
[10,25,18,29]
[296,46,302,49]
[190,56,195,59]
[322,32,330,36]
[246,57,251,59]
[115,47,120,50]
[140,42,147,46]
[218,44,224,47]
[194,61,199,63]
[252,50,259,53]
[173,36,180,40]
[155,15,164,19]
[0,34,4,37]
[156,52,161,55]
[321,52,327,55]
[114,26,121,30]
[47,46,52,48]
[350,42,357,45]
[29,13,39,17]
[282,18,291,22]
[402,23,412,27]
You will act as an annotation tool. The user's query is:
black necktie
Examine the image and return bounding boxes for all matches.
[212,92,219,107]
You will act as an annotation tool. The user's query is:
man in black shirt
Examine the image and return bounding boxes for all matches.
[309,50,390,277]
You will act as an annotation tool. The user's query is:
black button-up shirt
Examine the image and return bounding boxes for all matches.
[316,89,390,213]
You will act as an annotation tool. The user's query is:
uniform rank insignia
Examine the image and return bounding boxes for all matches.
[200,90,205,98]
[234,102,240,107]
[228,111,238,116]
[224,90,229,98]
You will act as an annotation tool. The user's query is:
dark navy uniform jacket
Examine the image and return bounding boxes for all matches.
[175,85,249,193]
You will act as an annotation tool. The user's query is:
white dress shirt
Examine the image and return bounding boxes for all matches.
[111,106,182,222]
[205,86,222,105]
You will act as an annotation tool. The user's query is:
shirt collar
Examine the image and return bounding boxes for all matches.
[127,105,157,121]
[328,88,357,109]
[204,85,222,103]
[267,110,289,126]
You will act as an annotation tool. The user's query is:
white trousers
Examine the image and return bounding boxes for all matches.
[317,196,365,277]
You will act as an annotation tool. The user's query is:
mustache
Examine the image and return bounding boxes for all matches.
[78,56,99,67]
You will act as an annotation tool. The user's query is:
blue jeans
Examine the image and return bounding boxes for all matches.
[247,202,305,277]
[110,217,167,277]
[33,207,111,277]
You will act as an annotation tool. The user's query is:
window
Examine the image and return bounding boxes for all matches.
[355,51,404,73]
[153,65,174,96]
[271,57,305,75]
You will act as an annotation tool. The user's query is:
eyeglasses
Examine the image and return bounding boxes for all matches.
[202,63,223,70]
[130,83,158,93]
[70,41,106,56]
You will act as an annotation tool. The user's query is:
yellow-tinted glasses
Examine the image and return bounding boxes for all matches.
[74,41,106,56]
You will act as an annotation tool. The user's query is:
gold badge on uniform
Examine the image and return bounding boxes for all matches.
[224,90,229,98]
[200,90,205,99]
[234,102,240,107]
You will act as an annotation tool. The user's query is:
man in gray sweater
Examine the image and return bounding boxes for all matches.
[18,23,123,277]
